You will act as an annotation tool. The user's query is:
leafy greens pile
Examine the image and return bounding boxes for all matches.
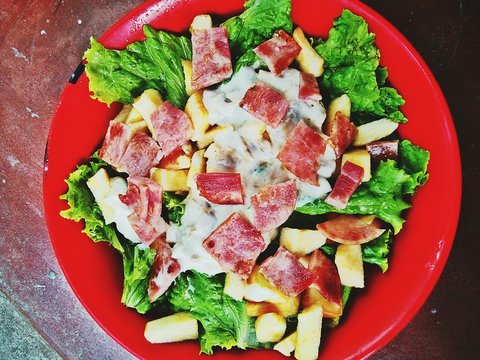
[315,10,407,123]
[167,271,268,354]
[59,0,431,355]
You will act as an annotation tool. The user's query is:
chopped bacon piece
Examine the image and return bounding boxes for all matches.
[239,82,289,128]
[298,72,321,101]
[251,179,297,232]
[316,215,385,244]
[259,246,316,297]
[366,140,399,161]
[325,161,364,209]
[308,250,342,307]
[150,101,193,157]
[119,176,169,246]
[325,112,358,158]
[277,120,327,185]
[254,30,301,76]
[99,120,134,167]
[116,132,163,176]
[191,27,233,91]
[203,213,265,279]
[148,236,181,302]
[196,173,244,205]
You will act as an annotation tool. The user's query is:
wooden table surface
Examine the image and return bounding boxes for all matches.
[0,0,478,359]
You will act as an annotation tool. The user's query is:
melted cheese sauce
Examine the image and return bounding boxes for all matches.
[171,67,336,275]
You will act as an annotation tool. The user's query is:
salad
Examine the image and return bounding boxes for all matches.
[60,0,430,358]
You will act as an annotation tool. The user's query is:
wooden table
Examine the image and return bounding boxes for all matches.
[0,0,477,359]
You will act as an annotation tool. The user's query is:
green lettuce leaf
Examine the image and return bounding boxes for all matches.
[362,230,393,272]
[398,140,430,194]
[84,26,191,108]
[167,271,268,354]
[223,0,292,67]
[60,153,158,314]
[314,10,379,69]
[315,10,407,123]
[60,153,123,252]
[321,61,380,114]
[162,192,186,225]
[296,160,414,234]
[120,241,156,314]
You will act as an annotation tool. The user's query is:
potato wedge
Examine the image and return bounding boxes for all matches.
[255,313,287,343]
[246,296,300,318]
[224,272,246,301]
[132,89,163,133]
[185,91,210,142]
[335,244,364,288]
[293,27,325,77]
[295,304,323,360]
[182,60,193,96]
[279,228,326,257]
[144,312,198,344]
[87,168,111,199]
[125,107,143,124]
[128,120,148,134]
[244,267,293,304]
[301,287,342,318]
[150,168,189,192]
[187,149,206,188]
[273,332,297,357]
[353,118,399,146]
[189,14,212,32]
[112,104,133,123]
[325,94,351,132]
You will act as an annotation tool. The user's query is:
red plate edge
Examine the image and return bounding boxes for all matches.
[43,0,462,359]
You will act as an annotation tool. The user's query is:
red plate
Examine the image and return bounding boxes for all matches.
[43,0,462,359]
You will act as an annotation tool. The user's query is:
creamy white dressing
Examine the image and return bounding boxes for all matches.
[172,66,336,275]
[94,176,142,243]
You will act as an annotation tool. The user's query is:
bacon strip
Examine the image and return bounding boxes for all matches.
[316,215,385,244]
[239,82,289,128]
[254,30,301,76]
[251,179,297,232]
[99,120,134,167]
[325,112,358,158]
[325,161,364,209]
[308,250,342,307]
[298,72,321,101]
[148,236,181,302]
[119,176,169,246]
[150,101,193,157]
[196,173,244,205]
[366,140,399,161]
[191,27,233,91]
[259,246,316,297]
[116,132,163,176]
[203,213,265,279]
[277,120,327,185]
